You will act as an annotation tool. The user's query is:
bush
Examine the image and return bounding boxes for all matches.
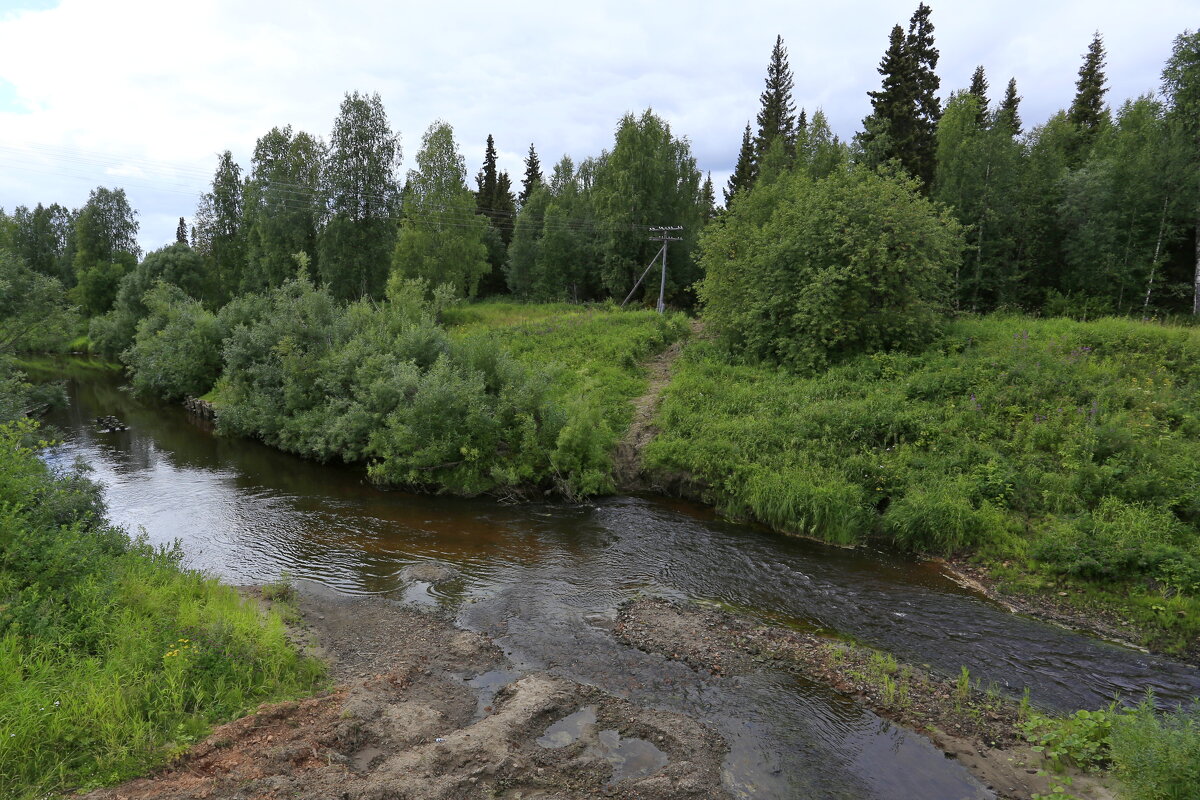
[698,165,963,372]
[123,283,222,401]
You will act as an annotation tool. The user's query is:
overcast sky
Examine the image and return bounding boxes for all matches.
[0,0,1194,254]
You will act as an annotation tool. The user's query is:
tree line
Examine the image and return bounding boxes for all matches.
[1,7,1196,336]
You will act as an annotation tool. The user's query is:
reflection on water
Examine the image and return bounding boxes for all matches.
[36,366,1200,798]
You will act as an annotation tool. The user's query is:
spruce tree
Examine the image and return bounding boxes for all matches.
[754,35,798,168]
[725,122,757,204]
[176,217,188,245]
[701,172,717,222]
[520,144,543,206]
[862,26,914,168]
[968,65,989,126]
[999,78,1023,136]
[905,3,942,186]
[1069,33,1109,138]
[475,134,499,214]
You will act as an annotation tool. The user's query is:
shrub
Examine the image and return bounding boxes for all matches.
[698,165,964,372]
[1110,698,1200,800]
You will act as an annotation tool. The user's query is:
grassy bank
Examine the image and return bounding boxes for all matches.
[0,418,323,798]
[449,301,689,493]
[644,315,1200,654]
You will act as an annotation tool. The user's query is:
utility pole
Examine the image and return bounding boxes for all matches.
[649,226,682,313]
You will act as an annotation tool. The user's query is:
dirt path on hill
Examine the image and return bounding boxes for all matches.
[613,319,706,490]
[82,585,726,800]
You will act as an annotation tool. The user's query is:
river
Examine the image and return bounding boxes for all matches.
[38,367,1200,799]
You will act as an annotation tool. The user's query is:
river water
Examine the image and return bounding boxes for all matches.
[38,368,1200,799]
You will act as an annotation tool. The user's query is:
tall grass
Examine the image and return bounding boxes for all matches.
[645,315,1200,650]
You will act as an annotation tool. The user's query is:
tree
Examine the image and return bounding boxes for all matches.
[0,249,79,353]
[860,5,942,188]
[89,242,212,358]
[520,143,543,206]
[319,91,401,301]
[934,92,1025,309]
[176,217,188,245]
[592,109,705,306]
[475,135,518,295]
[798,109,847,179]
[193,151,245,302]
[393,121,490,297]
[1160,29,1200,314]
[506,185,549,298]
[123,282,221,401]
[725,122,757,204]
[11,203,72,283]
[700,173,717,223]
[998,78,1023,136]
[968,65,989,126]
[905,3,942,186]
[754,36,798,169]
[1068,32,1110,157]
[244,126,326,292]
[70,187,140,316]
[698,166,963,372]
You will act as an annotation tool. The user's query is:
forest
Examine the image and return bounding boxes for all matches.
[2,5,1200,798]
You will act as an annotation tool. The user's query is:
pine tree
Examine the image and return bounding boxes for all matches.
[520,144,543,206]
[1069,33,1109,140]
[176,217,188,245]
[968,65,989,126]
[862,26,913,168]
[754,35,798,168]
[725,123,756,204]
[998,78,1023,136]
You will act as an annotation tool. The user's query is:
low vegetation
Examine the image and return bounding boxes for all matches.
[0,408,323,797]
[646,314,1200,652]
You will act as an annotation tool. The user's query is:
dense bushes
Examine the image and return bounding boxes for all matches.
[645,315,1200,650]
[0,418,322,796]
[698,166,964,372]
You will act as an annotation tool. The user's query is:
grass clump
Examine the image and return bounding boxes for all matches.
[646,314,1200,651]
[0,418,323,797]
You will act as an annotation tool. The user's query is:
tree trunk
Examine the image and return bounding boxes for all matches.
[1144,196,1170,316]
[1194,210,1200,316]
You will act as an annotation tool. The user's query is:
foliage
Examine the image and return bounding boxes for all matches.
[193,151,245,303]
[0,417,322,796]
[393,121,490,297]
[243,126,326,293]
[318,91,401,301]
[698,165,963,372]
[90,243,212,358]
[0,249,80,354]
[753,35,798,170]
[123,283,222,401]
[1021,706,1117,771]
[592,109,705,306]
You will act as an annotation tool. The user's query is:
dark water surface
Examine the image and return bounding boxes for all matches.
[38,368,1200,798]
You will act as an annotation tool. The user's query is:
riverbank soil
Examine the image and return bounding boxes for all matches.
[82,588,726,800]
[614,597,1116,800]
[942,558,1200,664]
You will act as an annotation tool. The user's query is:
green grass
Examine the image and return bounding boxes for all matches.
[450,302,690,493]
[645,314,1200,651]
[0,420,323,797]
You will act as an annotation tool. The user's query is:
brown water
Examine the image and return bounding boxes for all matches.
[38,367,1200,799]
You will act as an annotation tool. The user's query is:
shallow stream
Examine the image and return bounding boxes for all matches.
[39,368,1200,799]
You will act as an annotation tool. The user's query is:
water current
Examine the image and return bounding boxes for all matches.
[37,368,1200,799]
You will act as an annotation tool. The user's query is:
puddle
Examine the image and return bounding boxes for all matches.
[536,706,597,748]
[594,728,669,783]
[465,668,523,720]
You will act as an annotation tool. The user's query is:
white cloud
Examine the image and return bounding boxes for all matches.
[0,0,1193,251]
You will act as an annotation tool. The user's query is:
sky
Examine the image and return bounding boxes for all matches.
[0,0,1194,254]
